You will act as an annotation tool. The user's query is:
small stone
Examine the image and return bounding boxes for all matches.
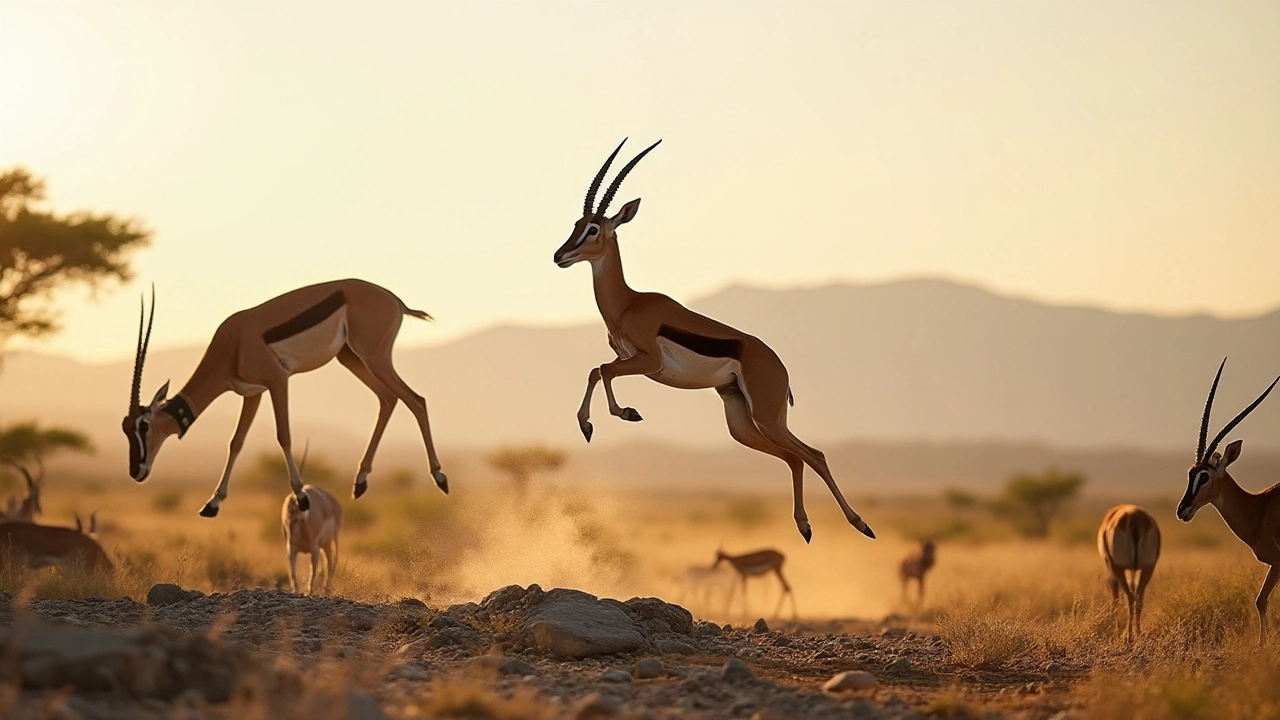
[655,638,696,655]
[722,623,733,632]
[813,649,837,660]
[736,647,761,659]
[146,583,191,606]
[878,627,907,639]
[721,657,753,682]
[885,656,912,672]
[573,692,623,720]
[599,669,632,683]
[389,662,430,681]
[347,608,378,632]
[752,618,770,633]
[772,635,792,647]
[823,670,878,694]
[634,657,664,679]
[397,597,427,608]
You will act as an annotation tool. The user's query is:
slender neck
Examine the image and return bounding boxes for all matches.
[1212,472,1266,547]
[166,353,232,427]
[590,244,636,324]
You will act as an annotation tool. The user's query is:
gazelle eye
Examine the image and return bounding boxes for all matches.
[587,226,598,236]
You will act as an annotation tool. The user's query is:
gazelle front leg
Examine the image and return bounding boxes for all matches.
[599,352,662,422]
[576,366,603,442]
[266,381,310,511]
[200,393,262,518]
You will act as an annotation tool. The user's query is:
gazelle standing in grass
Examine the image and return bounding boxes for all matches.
[1097,505,1160,643]
[714,547,797,620]
[1176,358,1280,644]
[281,443,343,595]
[0,520,113,575]
[898,538,936,609]
[553,139,874,544]
[121,280,448,518]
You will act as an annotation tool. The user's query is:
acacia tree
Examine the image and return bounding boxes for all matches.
[0,167,150,343]
[487,445,566,497]
[0,421,93,493]
[991,469,1085,538]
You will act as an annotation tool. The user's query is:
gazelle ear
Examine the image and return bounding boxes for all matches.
[75,513,83,532]
[149,381,171,410]
[90,511,98,534]
[610,198,641,226]
[1221,439,1244,468]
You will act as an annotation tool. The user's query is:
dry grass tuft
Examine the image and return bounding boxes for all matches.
[411,673,559,720]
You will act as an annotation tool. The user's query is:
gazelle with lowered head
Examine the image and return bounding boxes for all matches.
[280,442,343,595]
[0,461,41,522]
[122,280,449,517]
[899,538,936,608]
[0,520,113,575]
[1097,504,1160,643]
[1176,358,1280,643]
[714,547,797,619]
[553,139,874,543]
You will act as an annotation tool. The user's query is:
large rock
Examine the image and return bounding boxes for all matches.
[522,589,644,658]
[617,597,695,636]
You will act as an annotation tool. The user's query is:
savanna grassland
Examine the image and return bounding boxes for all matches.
[1,465,1275,720]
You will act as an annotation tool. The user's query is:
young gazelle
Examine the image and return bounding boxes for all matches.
[898,538,936,608]
[553,139,874,543]
[0,461,41,522]
[714,548,797,620]
[1176,358,1280,643]
[1097,504,1160,643]
[0,520,114,575]
[121,280,448,517]
[280,443,343,595]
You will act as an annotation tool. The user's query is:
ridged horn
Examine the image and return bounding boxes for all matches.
[597,139,662,216]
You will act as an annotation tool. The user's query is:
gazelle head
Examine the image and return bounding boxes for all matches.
[1178,358,1279,522]
[121,287,176,483]
[553,138,661,269]
[921,538,936,560]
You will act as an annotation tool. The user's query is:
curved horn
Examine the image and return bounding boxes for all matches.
[598,139,662,216]
[585,139,627,215]
[130,285,156,411]
[1205,374,1280,459]
[1197,357,1227,462]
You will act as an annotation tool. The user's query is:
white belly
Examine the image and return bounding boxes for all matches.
[649,338,740,390]
[267,309,348,374]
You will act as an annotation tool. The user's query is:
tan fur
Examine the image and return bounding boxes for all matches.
[281,484,343,595]
[713,548,796,619]
[0,521,113,575]
[121,279,448,517]
[1098,504,1160,643]
[898,539,937,607]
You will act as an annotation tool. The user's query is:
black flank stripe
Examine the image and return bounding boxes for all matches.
[263,291,347,344]
[658,325,743,359]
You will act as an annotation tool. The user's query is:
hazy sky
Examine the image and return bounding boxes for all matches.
[2,0,1277,363]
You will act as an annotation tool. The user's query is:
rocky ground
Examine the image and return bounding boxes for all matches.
[0,584,1082,720]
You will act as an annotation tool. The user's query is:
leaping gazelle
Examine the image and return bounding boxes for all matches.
[122,279,448,516]
[552,138,874,542]
[1176,358,1280,643]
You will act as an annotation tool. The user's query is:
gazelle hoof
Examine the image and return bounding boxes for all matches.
[297,493,311,512]
[620,407,642,422]
[434,470,449,494]
[198,503,219,518]
[858,523,876,539]
[353,480,368,499]
[580,419,594,443]
[799,525,813,544]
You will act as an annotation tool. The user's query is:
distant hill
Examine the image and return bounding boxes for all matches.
[2,278,1279,488]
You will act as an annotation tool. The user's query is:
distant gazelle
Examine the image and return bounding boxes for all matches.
[0,461,41,522]
[0,520,114,575]
[898,538,936,608]
[714,548,797,619]
[553,139,873,543]
[121,280,448,517]
[1097,505,1160,643]
[1176,358,1280,644]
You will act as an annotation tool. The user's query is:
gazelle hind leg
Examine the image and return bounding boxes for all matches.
[337,346,398,498]
[718,385,811,542]
[1133,566,1154,639]
[350,345,449,493]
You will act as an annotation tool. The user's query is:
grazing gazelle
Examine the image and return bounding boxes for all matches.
[122,280,448,517]
[553,139,874,543]
[0,521,114,575]
[1176,358,1280,643]
[714,547,797,619]
[898,538,937,608]
[280,442,344,595]
[0,461,41,522]
[1097,504,1160,643]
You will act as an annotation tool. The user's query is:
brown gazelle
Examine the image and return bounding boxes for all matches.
[553,139,874,543]
[0,520,114,574]
[714,548,797,619]
[1176,358,1280,643]
[0,461,41,522]
[122,280,448,517]
[899,538,937,608]
[1097,504,1160,643]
